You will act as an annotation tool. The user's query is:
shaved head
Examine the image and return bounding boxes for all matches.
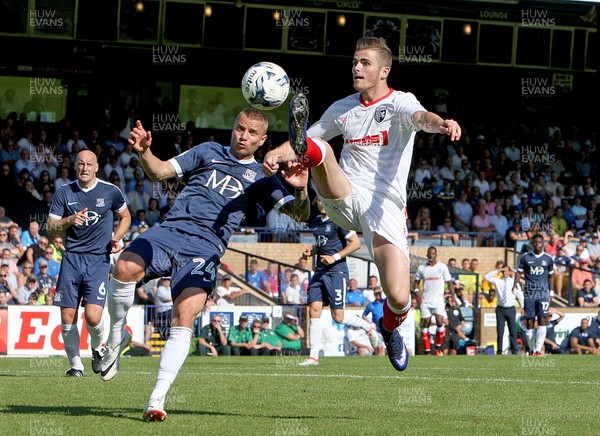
[77,149,99,187]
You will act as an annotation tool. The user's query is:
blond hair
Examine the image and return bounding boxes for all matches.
[236,107,269,131]
[356,37,392,68]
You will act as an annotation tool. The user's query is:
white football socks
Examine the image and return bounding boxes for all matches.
[342,312,371,331]
[61,323,83,371]
[86,318,104,351]
[107,278,136,348]
[525,328,535,353]
[308,318,322,360]
[535,325,547,353]
[149,327,193,406]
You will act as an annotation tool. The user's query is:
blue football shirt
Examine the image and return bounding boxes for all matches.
[517,251,554,295]
[49,179,128,254]
[310,216,355,274]
[165,143,294,250]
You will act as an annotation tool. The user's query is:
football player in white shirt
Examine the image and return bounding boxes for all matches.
[414,247,456,356]
[264,37,461,371]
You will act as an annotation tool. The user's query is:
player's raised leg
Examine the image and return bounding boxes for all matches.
[101,251,145,381]
[373,234,410,371]
[144,288,208,422]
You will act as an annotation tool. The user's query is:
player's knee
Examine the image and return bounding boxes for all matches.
[113,257,144,282]
[331,311,344,323]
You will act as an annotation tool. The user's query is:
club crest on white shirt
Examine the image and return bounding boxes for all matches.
[374,105,387,123]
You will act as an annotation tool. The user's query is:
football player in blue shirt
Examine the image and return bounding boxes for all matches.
[298,199,377,366]
[48,150,131,377]
[102,110,310,422]
[513,233,554,356]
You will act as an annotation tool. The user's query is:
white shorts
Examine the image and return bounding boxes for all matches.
[420,303,447,320]
[318,181,409,262]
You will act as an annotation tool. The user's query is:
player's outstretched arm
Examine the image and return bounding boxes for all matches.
[262,141,296,176]
[412,111,461,142]
[129,120,176,181]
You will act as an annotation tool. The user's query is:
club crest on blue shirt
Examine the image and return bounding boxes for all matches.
[242,169,256,183]
[96,198,105,207]
[374,105,387,123]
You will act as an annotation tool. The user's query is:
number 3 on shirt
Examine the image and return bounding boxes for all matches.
[191,257,216,281]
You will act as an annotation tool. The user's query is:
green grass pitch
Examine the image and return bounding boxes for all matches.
[1,354,598,435]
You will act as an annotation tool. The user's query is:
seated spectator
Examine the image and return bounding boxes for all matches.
[282,273,304,305]
[20,221,41,250]
[569,318,599,354]
[0,265,17,303]
[227,315,256,356]
[33,245,60,278]
[588,232,600,263]
[505,219,528,249]
[362,275,379,304]
[589,310,600,350]
[453,191,473,232]
[292,257,310,289]
[250,319,281,355]
[577,279,598,307]
[48,235,65,263]
[43,291,54,306]
[275,312,305,354]
[17,274,39,305]
[246,259,269,292]
[257,316,282,355]
[346,326,375,356]
[145,198,161,227]
[434,216,460,245]
[479,288,498,308]
[197,314,231,357]
[544,309,566,354]
[544,233,561,257]
[0,290,9,306]
[36,260,56,293]
[471,203,496,246]
[346,278,365,307]
[214,275,248,306]
[571,260,594,292]
[28,290,41,306]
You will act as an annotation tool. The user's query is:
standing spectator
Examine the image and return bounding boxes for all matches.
[484,266,521,355]
[553,245,576,300]
[362,287,385,327]
[214,275,247,306]
[577,279,598,307]
[47,150,131,377]
[227,315,256,356]
[245,259,269,292]
[264,262,285,301]
[197,315,230,357]
[569,318,599,354]
[275,312,305,355]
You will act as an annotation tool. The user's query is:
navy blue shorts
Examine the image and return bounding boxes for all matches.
[55,251,110,309]
[124,226,222,299]
[524,295,550,320]
[307,271,347,309]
